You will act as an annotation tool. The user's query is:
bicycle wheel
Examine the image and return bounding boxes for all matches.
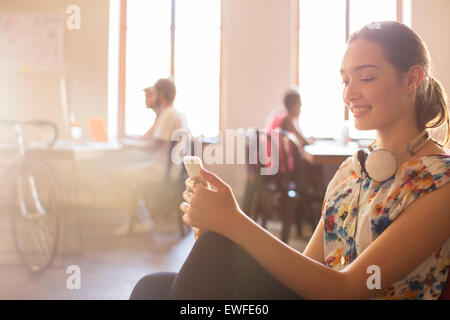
[11,158,60,273]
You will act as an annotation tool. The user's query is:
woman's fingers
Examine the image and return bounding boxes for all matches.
[185,178,212,199]
[183,187,206,210]
[180,202,198,228]
[185,178,196,193]
[180,200,193,227]
[193,227,207,240]
[200,168,227,190]
[185,178,205,194]
[179,201,190,215]
[182,189,193,203]
[182,213,191,226]
[193,227,200,240]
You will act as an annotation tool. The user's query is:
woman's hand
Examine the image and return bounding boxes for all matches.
[180,168,244,239]
[184,178,208,240]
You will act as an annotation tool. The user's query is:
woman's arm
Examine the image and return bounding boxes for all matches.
[228,211,351,299]
[181,168,450,300]
[302,217,325,264]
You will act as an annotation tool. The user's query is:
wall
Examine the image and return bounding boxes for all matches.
[411,0,450,98]
[221,0,296,131]
[0,0,109,140]
[0,0,110,208]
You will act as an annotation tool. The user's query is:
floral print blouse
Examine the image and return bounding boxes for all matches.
[322,154,449,299]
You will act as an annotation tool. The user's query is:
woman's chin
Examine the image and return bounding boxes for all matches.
[353,120,375,131]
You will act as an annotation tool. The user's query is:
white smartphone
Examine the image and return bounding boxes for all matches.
[183,156,204,181]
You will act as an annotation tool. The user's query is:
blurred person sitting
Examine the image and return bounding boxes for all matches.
[266,88,321,189]
[265,88,324,236]
[113,78,189,235]
[267,88,314,154]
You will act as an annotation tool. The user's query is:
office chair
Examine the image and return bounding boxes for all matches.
[243,128,323,243]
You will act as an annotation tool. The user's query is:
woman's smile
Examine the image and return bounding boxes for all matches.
[350,105,373,118]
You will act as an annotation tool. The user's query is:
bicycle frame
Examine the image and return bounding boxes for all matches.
[0,120,58,219]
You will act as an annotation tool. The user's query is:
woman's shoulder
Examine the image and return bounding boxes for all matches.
[387,153,450,221]
[322,156,356,203]
[396,154,450,187]
[331,156,356,182]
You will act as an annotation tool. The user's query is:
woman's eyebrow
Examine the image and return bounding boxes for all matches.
[340,64,379,75]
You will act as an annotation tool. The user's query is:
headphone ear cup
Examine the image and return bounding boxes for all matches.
[365,149,397,182]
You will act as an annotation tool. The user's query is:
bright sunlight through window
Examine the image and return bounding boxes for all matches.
[299,0,346,139]
[125,0,171,136]
[175,0,221,138]
[125,0,220,138]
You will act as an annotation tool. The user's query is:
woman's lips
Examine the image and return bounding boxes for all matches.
[351,105,372,117]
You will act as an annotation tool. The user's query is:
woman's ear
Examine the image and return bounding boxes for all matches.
[404,65,425,96]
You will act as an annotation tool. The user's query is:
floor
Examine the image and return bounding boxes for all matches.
[0,205,308,300]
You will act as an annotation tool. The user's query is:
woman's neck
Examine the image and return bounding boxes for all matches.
[375,120,425,163]
[376,129,420,152]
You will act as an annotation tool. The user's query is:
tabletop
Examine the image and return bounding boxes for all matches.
[0,140,123,161]
[303,140,365,165]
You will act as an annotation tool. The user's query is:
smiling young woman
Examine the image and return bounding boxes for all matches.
[130,21,450,300]
[341,22,449,154]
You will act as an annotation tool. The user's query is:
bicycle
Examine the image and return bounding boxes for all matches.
[0,120,60,273]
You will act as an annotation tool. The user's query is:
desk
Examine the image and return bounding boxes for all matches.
[0,141,122,160]
[304,141,360,165]
[0,141,123,260]
[0,140,124,211]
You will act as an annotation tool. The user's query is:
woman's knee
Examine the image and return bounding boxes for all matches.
[194,231,235,251]
[179,232,238,274]
[130,272,177,300]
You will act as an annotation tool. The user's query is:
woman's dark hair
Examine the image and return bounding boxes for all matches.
[348,21,449,146]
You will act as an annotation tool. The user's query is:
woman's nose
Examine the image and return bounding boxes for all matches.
[343,81,361,105]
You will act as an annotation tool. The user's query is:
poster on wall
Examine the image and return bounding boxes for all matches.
[0,13,64,75]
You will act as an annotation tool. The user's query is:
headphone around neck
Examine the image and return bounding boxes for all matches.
[351,130,430,183]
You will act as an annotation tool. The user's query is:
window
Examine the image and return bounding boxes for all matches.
[125,0,171,136]
[174,0,221,138]
[121,0,221,137]
[298,0,407,140]
[298,0,346,139]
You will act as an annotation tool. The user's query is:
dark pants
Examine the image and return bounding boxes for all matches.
[130,232,303,300]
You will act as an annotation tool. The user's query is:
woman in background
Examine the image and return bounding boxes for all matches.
[131,21,449,300]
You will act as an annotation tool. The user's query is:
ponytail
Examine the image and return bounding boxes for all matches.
[416,76,449,147]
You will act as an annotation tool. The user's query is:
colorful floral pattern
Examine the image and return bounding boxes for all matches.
[322,154,450,299]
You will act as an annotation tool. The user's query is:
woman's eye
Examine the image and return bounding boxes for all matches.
[361,78,375,82]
